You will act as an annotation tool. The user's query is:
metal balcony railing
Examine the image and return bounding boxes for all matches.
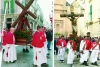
[0,8,20,15]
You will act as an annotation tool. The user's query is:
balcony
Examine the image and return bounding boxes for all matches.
[0,8,21,15]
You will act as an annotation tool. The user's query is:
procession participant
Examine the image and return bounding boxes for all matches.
[2,28,8,51]
[67,38,76,67]
[56,35,67,63]
[41,26,48,55]
[32,26,48,67]
[54,36,58,55]
[3,27,17,63]
[80,36,92,66]
[46,29,53,50]
[79,36,86,64]
[90,39,99,66]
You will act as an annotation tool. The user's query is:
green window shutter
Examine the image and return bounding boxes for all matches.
[4,0,6,11]
[90,5,92,22]
[10,0,14,13]
[22,0,25,6]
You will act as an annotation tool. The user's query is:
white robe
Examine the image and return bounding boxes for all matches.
[79,40,89,63]
[2,45,6,50]
[90,44,99,63]
[67,42,75,64]
[44,39,48,55]
[79,40,85,63]
[0,49,2,67]
[33,47,47,67]
[3,44,17,62]
[57,42,65,60]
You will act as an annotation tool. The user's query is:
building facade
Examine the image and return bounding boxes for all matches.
[54,0,85,37]
[0,0,44,32]
[84,0,100,37]
[54,0,72,36]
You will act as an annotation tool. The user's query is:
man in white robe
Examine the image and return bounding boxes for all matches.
[56,35,67,63]
[3,27,17,63]
[90,39,99,66]
[42,27,48,55]
[79,37,85,64]
[67,39,76,67]
[79,36,91,66]
[32,26,48,67]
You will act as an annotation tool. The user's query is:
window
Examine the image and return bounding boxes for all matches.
[89,4,92,22]
[56,24,60,32]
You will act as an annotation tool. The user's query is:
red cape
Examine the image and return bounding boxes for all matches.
[56,39,67,47]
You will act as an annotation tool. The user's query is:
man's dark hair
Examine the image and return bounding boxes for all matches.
[84,36,87,38]
[37,25,41,30]
[61,35,64,37]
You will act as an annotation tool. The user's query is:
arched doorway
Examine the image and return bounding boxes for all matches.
[56,24,60,33]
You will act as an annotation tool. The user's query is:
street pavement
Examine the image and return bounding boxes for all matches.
[54,51,100,67]
[1,43,53,67]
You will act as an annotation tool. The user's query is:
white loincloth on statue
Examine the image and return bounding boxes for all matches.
[57,47,65,60]
[90,45,99,63]
[33,47,47,67]
[67,42,75,64]
[44,40,48,55]
[3,44,17,62]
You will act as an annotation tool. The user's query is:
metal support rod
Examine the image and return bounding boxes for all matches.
[2,1,8,33]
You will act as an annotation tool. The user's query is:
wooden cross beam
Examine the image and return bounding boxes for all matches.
[60,13,84,17]
[60,12,84,38]
[11,0,37,27]
[60,12,84,25]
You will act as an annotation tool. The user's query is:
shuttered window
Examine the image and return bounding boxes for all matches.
[89,4,92,22]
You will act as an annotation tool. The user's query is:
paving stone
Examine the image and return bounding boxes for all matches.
[1,44,53,67]
[54,51,100,67]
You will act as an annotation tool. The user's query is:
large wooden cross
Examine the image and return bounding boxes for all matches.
[11,0,37,27]
[60,12,84,38]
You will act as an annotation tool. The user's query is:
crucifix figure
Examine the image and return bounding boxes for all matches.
[60,12,84,38]
[12,0,37,52]
[11,0,37,27]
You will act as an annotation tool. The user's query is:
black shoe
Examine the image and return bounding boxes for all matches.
[84,61,89,66]
[26,49,29,52]
[79,55,80,58]
[77,55,78,58]
[54,52,55,55]
[12,60,16,63]
[94,62,99,66]
[41,63,48,67]
[23,49,26,52]
[3,49,5,53]
[61,60,64,63]
[47,53,50,55]
[91,63,94,65]
[98,58,100,60]
[81,62,85,65]
[48,48,51,50]
[33,64,37,67]
[30,46,33,48]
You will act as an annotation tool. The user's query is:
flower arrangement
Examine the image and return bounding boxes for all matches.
[54,33,61,36]
[14,30,31,40]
